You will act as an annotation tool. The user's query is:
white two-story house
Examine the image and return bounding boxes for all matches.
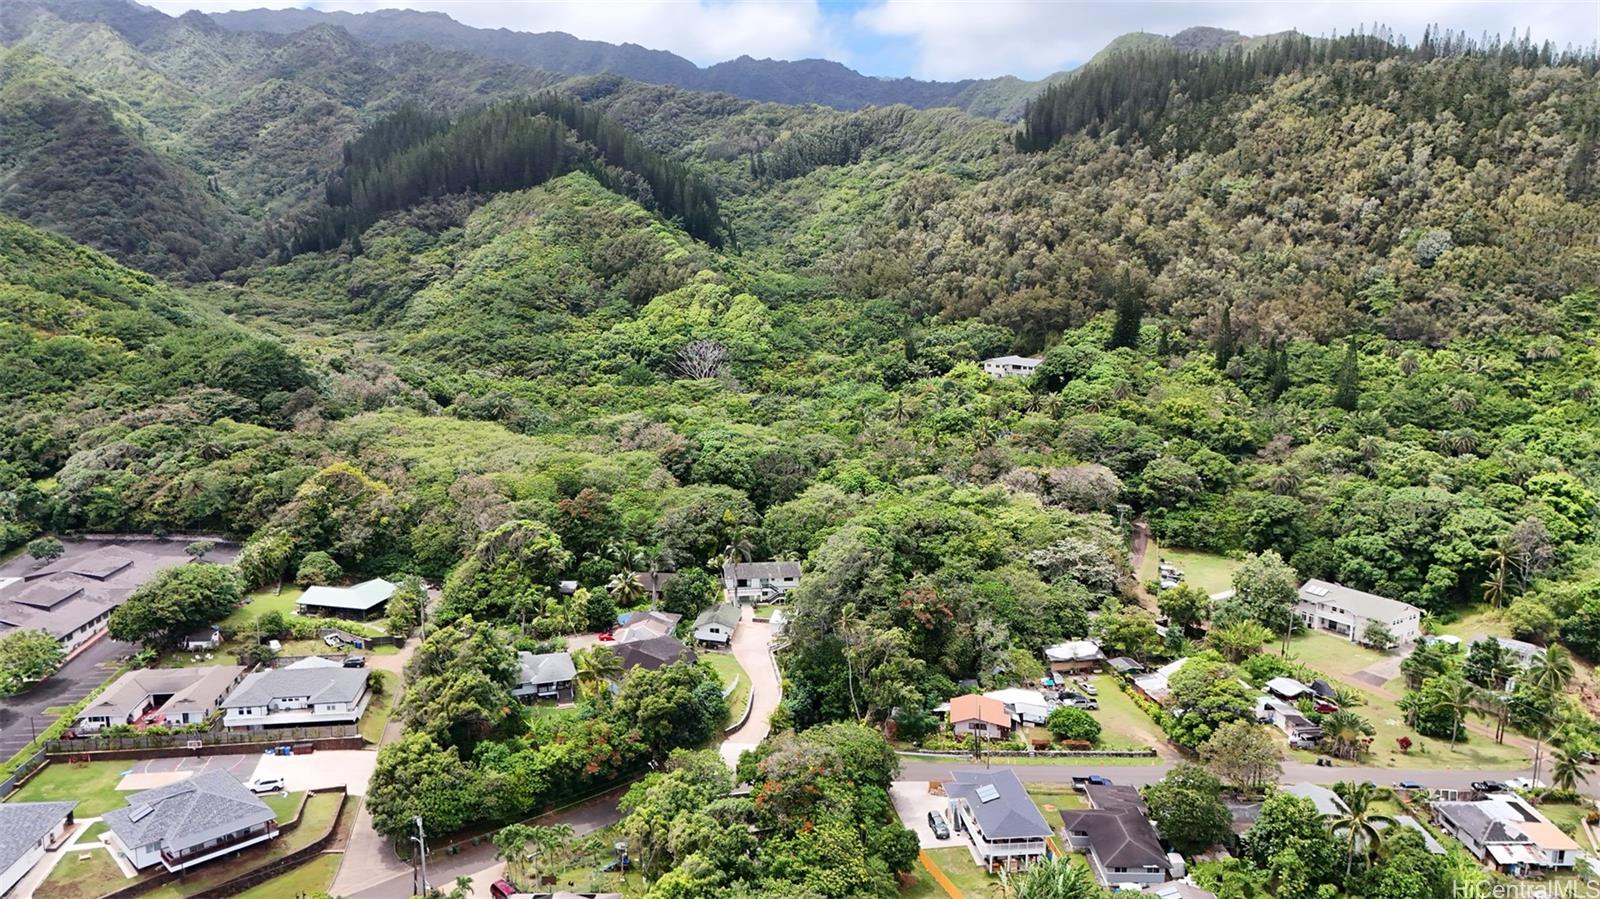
[721,561,801,604]
[220,657,370,730]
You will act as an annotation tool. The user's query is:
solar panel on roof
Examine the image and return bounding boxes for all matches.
[1306,585,1329,596]
[976,784,1000,803]
[130,804,155,822]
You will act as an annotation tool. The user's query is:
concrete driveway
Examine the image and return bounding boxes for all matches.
[0,634,133,759]
[890,780,958,849]
[254,749,378,796]
[719,607,778,767]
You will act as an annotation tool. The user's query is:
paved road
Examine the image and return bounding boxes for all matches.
[897,758,1596,797]
[0,634,133,759]
[719,607,778,766]
[345,787,627,899]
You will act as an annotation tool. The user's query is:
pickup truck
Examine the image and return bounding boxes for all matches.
[1071,775,1113,791]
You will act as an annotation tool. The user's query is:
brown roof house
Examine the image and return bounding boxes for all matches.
[948,694,1013,740]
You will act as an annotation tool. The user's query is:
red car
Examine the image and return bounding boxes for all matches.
[598,630,615,642]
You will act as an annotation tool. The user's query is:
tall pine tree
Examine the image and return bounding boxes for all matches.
[1333,338,1361,410]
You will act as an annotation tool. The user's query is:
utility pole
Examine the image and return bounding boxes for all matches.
[412,816,430,896]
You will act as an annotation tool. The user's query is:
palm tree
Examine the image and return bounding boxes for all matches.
[1434,676,1478,750]
[1481,544,1512,609]
[719,537,754,567]
[1527,645,1575,784]
[1328,781,1397,877]
[1320,710,1375,760]
[1552,746,1584,793]
[573,646,623,699]
[1011,856,1102,899]
[607,571,646,609]
[526,823,574,881]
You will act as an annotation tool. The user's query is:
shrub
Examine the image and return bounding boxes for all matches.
[1046,707,1102,743]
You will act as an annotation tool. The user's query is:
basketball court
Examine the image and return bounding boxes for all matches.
[113,753,260,791]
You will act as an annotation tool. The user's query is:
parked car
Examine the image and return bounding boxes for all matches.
[1071,775,1113,792]
[342,655,366,668]
[1394,780,1423,791]
[322,634,342,647]
[927,810,951,840]
[1077,681,1097,695]
[1470,780,1509,793]
[246,775,286,794]
[1060,695,1098,710]
[598,631,615,642]
[489,880,528,899]
[1505,777,1546,791]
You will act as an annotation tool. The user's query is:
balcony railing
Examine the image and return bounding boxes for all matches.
[160,824,276,866]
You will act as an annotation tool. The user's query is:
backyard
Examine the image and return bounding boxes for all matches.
[1139,545,1241,596]
[701,652,752,726]
[231,854,341,899]
[1088,674,1168,752]
[5,759,131,817]
[36,846,124,899]
[923,846,996,897]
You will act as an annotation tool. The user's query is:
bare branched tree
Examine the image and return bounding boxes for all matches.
[674,338,728,380]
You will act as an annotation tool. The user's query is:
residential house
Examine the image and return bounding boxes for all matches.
[1060,783,1173,886]
[949,694,1014,740]
[295,578,396,620]
[721,561,801,604]
[616,636,695,671]
[1044,640,1105,675]
[633,571,675,604]
[944,769,1054,872]
[983,688,1052,726]
[982,355,1043,379]
[1281,783,1346,816]
[1488,637,1542,669]
[221,657,370,729]
[0,544,177,653]
[1258,698,1323,748]
[614,610,682,643]
[1295,579,1422,645]
[1389,815,1447,855]
[183,626,221,651]
[513,651,576,701]
[1107,657,1146,676]
[1137,884,1216,899]
[0,801,76,895]
[1264,677,1313,701]
[1132,658,1188,705]
[102,771,278,873]
[76,665,245,733]
[693,603,741,647]
[1432,796,1578,875]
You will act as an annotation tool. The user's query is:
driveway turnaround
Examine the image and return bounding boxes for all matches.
[891,781,957,849]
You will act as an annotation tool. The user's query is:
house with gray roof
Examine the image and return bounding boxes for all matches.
[102,771,277,872]
[615,609,682,643]
[982,355,1043,379]
[0,801,76,895]
[721,561,801,604]
[944,769,1054,873]
[693,603,741,646]
[76,665,245,733]
[296,577,396,620]
[1295,579,1422,646]
[221,657,370,729]
[616,635,695,672]
[1060,784,1173,886]
[514,651,576,701]
[1281,783,1347,816]
[0,544,177,653]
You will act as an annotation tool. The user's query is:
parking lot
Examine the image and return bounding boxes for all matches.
[891,780,960,849]
[0,635,133,759]
[114,748,378,794]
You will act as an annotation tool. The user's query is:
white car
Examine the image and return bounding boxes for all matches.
[246,775,286,794]
[323,634,342,647]
[1505,777,1546,791]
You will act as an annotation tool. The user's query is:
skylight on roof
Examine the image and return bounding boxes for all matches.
[976,784,1000,803]
[130,804,155,822]
[1306,585,1329,596]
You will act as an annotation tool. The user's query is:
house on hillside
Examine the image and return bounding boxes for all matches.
[102,771,278,872]
[615,610,682,643]
[1132,657,1188,704]
[77,665,245,733]
[616,635,694,671]
[1258,698,1323,748]
[1044,640,1105,675]
[1264,677,1313,701]
[513,651,575,701]
[295,577,396,621]
[221,657,370,729]
[944,769,1053,872]
[0,801,77,895]
[1295,579,1421,646]
[982,355,1043,379]
[633,571,675,604]
[1060,783,1174,886]
[693,603,741,647]
[948,694,1013,740]
[721,561,801,604]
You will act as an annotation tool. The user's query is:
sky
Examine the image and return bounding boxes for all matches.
[142,0,1600,81]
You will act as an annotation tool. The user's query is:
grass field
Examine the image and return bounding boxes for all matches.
[5,760,131,817]
[1285,630,1390,680]
[898,863,946,899]
[40,846,126,899]
[231,854,341,899]
[1088,675,1167,751]
[1434,605,1513,643]
[924,846,995,896]
[79,820,109,843]
[702,652,751,726]
[360,670,396,743]
[1026,784,1087,822]
[1540,802,1591,840]
[263,791,304,822]
[223,587,305,628]
[1140,545,1242,596]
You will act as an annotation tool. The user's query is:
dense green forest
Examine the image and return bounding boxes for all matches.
[2,5,1600,896]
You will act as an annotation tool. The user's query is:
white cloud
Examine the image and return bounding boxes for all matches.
[857,0,1600,80]
[141,0,845,65]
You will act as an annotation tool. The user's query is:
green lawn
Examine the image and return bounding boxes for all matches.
[898,863,946,899]
[231,854,341,899]
[79,820,110,843]
[40,846,127,899]
[263,791,304,823]
[702,652,751,726]
[223,587,304,628]
[1434,605,1513,643]
[1088,675,1167,751]
[5,760,131,817]
[1141,545,1242,596]
[924,846,995,896]
[359,671,397,743]
[1026,784,1087,822]
[1285,630,1392,680]
[1541,802,1591,841]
